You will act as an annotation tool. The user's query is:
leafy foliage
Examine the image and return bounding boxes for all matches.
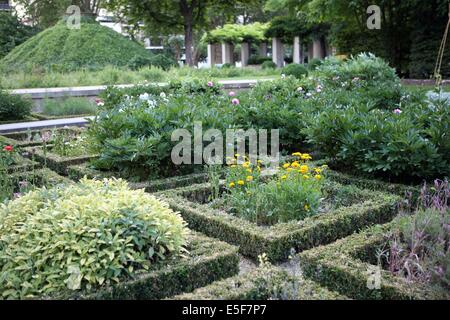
[282,64,308,79]
[0,178,189,299]
[0,12,38,59]
[203,22,269,44]
[0,89,32,121]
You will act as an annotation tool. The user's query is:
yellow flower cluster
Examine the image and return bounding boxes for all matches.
[227,154,260,188]
[279,153,328,181]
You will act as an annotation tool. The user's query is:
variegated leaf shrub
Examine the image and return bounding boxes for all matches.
[0,178,189,299]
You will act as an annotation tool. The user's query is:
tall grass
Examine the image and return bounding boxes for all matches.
[41,97,97,116]
[0,66,279,89]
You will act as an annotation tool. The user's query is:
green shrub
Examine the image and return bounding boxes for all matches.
[0,178,189,299]
[282,64,308,79]
[307,58,323,70]
[248,56,271,65]
[42,97,97,116]
[305,100,450,180]
[0,12,38,59]
[90,81,232,178]
[1,20,153,72]
[0,89,32,121]
[261,61,277,69]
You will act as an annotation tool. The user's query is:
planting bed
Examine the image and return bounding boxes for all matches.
[68,162,209,192]
[299,218,449,300]
[170,266,348,300]
[53,233,239,300]
[24,145,97,175]
[0,126,85,148]
[158,176,400,261]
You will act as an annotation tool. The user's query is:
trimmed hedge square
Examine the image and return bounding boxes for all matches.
[169,266,348,300]
[326,170,420,197]
[7,167,73,188]
[52,233,240,300]
[158,177,401,262]
[24,146,97,175]
[68,162,209,192]
[0,126,84,148]
[298,219,449,300]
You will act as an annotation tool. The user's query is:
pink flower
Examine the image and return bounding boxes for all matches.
[3,145,13,152]
[207,81,214,87]
[228,91,236,97]
[231,98,240,105]
[393,109,402,114]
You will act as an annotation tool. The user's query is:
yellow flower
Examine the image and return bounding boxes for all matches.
[292,152,302,157]
[281,175,287,180]
[242,162,250,168]
[287,167,293,172]
[246,168,252,173]
[304,204,310,211]
[257,166,261,172]
[301,153,312,161]
[246,176,253,182]
[237,180,245,186]
[257,160,262,164]
[315,174,322,180]
[302,174,310,179]
[229,182,235,188]
[299,165,309,174]
[235,154,240,157]
[314,168,322,174]
[283,163,290,169]
[230,165,237,168]
[291,161,300,168]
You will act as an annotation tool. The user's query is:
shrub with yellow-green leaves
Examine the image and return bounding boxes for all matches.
[0,178,189,299]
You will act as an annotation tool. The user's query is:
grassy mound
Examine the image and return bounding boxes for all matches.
[0,20,152,72]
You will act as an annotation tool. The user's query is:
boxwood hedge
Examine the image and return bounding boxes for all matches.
[170,266,348,300]
[298,219,449,300]
[24,145,97,175]
[158,178,401,261]
[61,233,240,300]
[68,163,209,192]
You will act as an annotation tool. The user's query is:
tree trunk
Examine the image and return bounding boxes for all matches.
[184,22,194,66]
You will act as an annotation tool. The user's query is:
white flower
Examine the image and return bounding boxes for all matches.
[139,93,150,101]
[160,92,166,98]
[281,74,286,79]
[297,87,304,92]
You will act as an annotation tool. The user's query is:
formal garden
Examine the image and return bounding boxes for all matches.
[0,0,449,302]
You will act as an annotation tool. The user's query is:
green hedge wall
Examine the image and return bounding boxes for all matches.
[0,126,84,148]
[24,146,97,176]
[51,233,240,300]
[170,266,348,300]
[68,163,209,192]
[158,179,401,262]
[298,220,449,300]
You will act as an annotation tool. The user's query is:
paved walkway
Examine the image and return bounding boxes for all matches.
[0,116,93,133]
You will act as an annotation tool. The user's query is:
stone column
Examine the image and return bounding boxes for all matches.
[241,42,250,67]
[207,43,222,68]
[293,36,303,64]
[313,38,324,59]
[207,44,214,68]
[272,37,284,68]
[308,42,314,62]
[259,42,268,57]
[221,42,235,65]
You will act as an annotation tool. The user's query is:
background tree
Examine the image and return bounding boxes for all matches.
[0,11,38,59]
[105,0,264,66]
[14,0,102,27]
